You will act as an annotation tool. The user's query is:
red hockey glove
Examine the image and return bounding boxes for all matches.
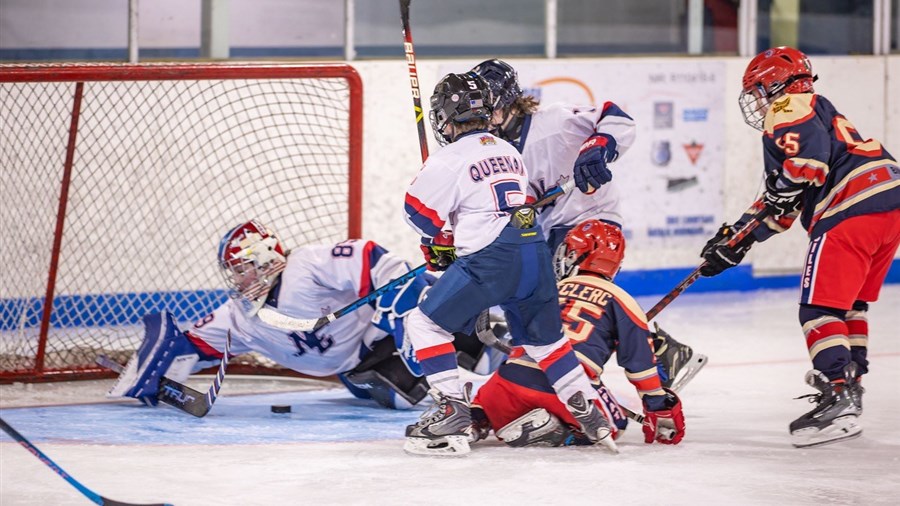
[573,133,617,193]
[420,231,456,272]
[642,388,685,445]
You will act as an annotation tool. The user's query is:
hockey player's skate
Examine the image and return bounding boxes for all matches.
[496,408,573,447]
[652,323,707,392]
[404,386,472,456]
[566,391,618,453]
[789,364,862,448]
[845,364,865,414]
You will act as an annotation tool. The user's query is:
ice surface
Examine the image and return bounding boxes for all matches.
[2,286,899,506]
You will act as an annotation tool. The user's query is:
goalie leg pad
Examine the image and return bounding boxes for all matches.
[496,408,573,447]
[107,311,199,406]
[343,337,429,409]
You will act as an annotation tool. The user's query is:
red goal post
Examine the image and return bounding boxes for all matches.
[0,63,363,382]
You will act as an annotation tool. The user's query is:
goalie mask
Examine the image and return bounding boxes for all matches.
[739,46,817,131]
[429,72,492,146]
[218,220,287,309]
[554,220,625,281]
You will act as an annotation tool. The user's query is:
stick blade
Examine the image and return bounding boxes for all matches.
[257,308,318,332]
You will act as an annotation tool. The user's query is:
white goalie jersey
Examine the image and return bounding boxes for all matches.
[522,102,636,233]
[185,240,410,377]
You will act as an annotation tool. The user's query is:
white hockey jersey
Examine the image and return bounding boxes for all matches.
[522,102,636,233]
[185,240,411,377]
[404,131,528,255]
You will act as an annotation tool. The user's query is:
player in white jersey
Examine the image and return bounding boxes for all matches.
[472,59,707,393]
[108,220,491,410]
[402,72,615,456]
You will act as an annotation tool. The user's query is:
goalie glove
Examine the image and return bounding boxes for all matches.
[642,388,685,445]
[420,231,457,272]
[763,173,804,217]
[699,222,756,277]
[573,133,616,194]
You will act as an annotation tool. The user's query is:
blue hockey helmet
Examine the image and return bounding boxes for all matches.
[472,59,522,110]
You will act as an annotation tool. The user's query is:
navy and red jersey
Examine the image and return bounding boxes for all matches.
[488,274,666,409]
[751,93,900,241]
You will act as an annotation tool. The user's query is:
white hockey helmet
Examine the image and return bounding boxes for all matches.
[217,220,287,304]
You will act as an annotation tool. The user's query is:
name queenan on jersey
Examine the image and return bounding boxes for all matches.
[468,154,525,182]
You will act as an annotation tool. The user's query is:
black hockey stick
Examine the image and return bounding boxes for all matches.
[399,0,429,163]
[0,417,172,506]
[97,331,232,417]
[646,205,771,320]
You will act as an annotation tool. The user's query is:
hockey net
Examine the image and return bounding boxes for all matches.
[0,63,363,382]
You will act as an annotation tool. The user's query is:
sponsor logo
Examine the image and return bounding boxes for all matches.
[683,141,704,164]
[654,102,674,129]
[651,140,671,167]
[479,135,496,145]
[772,96,792,114]
[682,108,708,122]
[666,176,699,192]
[161,385,196,404]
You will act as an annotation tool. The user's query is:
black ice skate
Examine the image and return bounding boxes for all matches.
[404,386,472,456]
[789,365,862,448]
[495,408,573,447]
[653,322,707,392]
[565,391,618,453]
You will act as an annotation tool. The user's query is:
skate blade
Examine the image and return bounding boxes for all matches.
[403,435,470,456]
[791,416,862,448]
[669,353,708,393]
[594,428,619,454]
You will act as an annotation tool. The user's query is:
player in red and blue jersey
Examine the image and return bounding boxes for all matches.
[699,46,900,448]
[471,220,685,448]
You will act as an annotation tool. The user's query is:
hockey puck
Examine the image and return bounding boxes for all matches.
[270,405,291,414]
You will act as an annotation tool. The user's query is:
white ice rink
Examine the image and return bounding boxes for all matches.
[2,285,899,506]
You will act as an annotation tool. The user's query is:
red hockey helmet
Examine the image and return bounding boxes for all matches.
[554,220,625,281]
[217,219,287,302]
[739,46,817,131]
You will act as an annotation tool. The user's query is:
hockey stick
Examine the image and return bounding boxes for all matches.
[399,0,429,163]
[645,205,771,320]
[97,331,232,418]
[258,265,429,332]
[0,417,172,506]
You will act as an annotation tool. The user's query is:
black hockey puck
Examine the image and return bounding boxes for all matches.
[271,405,291,414]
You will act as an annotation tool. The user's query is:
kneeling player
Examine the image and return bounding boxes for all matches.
[108,220,493,410]
[471,220,686,447]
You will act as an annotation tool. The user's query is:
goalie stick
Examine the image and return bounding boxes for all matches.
[97,331,232,418]
[257,179,577,334]
[0,417,172,506]
[645,205,771,320]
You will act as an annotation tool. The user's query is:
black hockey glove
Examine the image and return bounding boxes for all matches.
[420,231,457,272]
[762,174,804,217]
[699,223,756,277]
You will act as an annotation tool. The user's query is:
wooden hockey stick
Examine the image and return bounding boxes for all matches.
[399,0,429,163]
[645,205,771,320]
[0,417,172,506]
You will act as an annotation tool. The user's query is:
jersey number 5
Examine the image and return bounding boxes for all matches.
[491,179,525,213]
[560,299,604,343]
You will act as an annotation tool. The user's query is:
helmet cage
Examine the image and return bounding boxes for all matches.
[218,222,287,302]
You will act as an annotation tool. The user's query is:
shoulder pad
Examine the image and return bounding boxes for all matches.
[764,93,816,134]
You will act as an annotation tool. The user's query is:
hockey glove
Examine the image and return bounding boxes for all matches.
[420,231,457,272]
[573,133,617,193]
[699,222,756,277]
[763,173,804,217]
[642,388,685,445]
